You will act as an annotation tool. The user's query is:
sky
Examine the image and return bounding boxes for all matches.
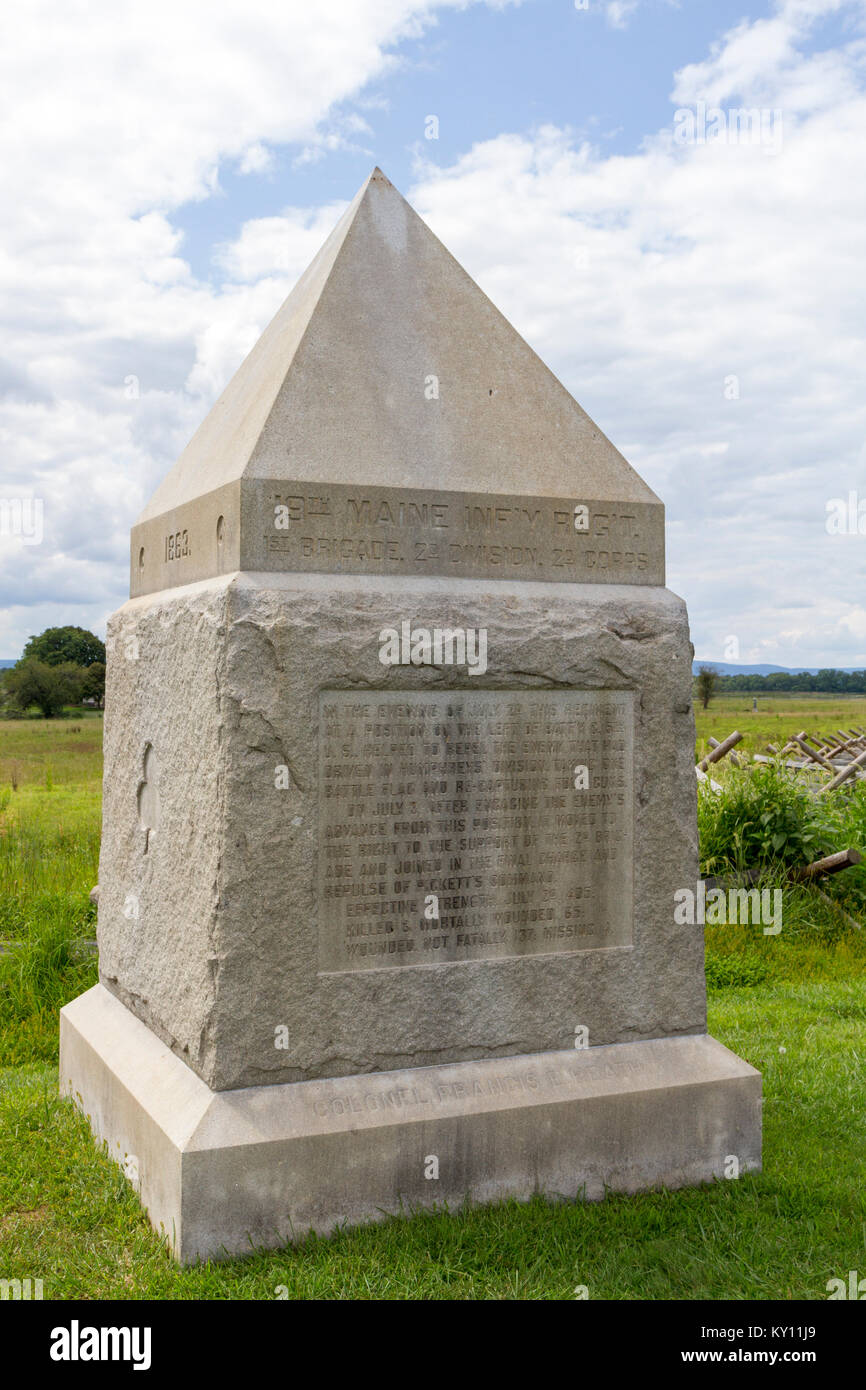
[1,0,865,666]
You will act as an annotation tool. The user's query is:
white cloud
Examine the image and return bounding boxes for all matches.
[0,0,499,654]
[2,0,866,672]
[238,143,274,176]
[671,0,854,111]
[214,204,350,282]
[841,607,866,642]
[396,2,866,666]
[606,1,640,29]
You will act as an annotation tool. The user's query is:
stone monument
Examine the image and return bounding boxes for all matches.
[60,168,761,1263]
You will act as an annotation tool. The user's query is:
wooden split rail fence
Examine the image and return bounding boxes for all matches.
[753,725,866,792]
[696,724,866,794]
[695,725,864,928]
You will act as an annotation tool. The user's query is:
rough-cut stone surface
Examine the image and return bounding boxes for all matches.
[61,984,761,1265]
[97,569,701,1093]
[97,579,227,1077]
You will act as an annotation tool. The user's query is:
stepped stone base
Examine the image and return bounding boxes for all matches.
[60,985,761,1265]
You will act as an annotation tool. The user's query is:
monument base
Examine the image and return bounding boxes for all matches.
[60,985,761,1265]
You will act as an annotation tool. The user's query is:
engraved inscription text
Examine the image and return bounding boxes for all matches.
[318,689,634,972]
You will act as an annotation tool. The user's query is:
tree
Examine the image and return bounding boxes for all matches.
[695,665,719,710]
[22,626,105,668]
[5,659,82,718]
[80,661,106,708]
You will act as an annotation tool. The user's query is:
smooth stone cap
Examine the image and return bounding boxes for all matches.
[131,168,664,595]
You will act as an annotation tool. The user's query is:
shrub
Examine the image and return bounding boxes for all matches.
[698,761,830,875]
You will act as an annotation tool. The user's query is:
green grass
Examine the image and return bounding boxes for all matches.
[1,983,863,1299]
[0,782,100,920]
[703,878,866,987]
[695,691,866,762]
[0,718,100,1064]
[0,714,101,930]
[0,710,104,787]
[1,701,865,1299]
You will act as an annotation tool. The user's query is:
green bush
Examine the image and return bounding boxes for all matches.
[816,782,866,911]
[698,761,830,875]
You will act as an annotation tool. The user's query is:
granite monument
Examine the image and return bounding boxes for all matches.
[60,168,761,1263]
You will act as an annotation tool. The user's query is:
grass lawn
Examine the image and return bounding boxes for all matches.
[0,716,101,1066]
[694,691,866,763]
[1,979,863,1300]
[0,713,101,933]
[1,702,864,1300]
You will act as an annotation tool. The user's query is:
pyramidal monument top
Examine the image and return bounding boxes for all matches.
[132,167,663,595]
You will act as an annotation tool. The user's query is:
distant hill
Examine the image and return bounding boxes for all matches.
[0,659,15,669]
[692,661,865,676]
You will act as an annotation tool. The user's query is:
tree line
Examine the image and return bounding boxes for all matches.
[710,669,866,693]
[694,663,866,710]
[0,626,105,718]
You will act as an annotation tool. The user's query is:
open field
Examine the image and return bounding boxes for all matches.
[0,713,102,934]
[0,715,101,1064]
[0,699,864,1299]
[695,692,866,763]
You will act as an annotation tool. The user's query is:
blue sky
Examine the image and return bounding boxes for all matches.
[1,0,865,666]
[178,0,791,273]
